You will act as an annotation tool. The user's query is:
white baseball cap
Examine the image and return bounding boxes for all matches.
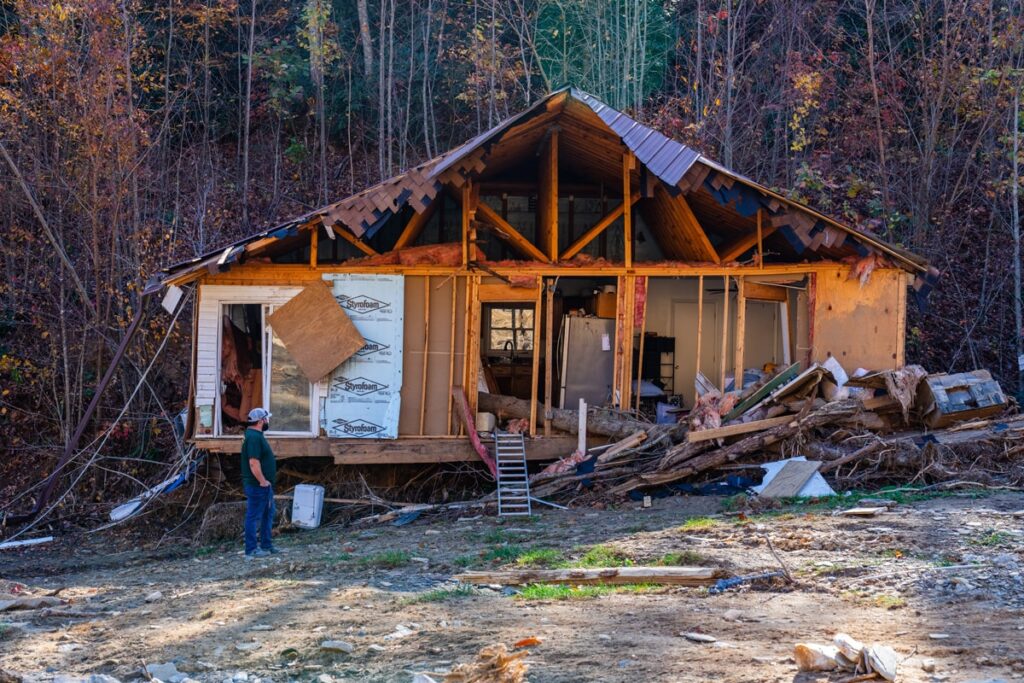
[247,407,272,422]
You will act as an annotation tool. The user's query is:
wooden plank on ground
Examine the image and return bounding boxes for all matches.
[758,460,822,498]
[453,566,726,587]
[687,414,794,443]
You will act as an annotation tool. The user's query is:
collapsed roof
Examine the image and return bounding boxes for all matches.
[161,87,932,286]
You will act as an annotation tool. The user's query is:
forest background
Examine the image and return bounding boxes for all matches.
[1,0,1022,520]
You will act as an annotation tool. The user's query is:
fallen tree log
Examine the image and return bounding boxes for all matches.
[478,392,651,440]
[453,566,726,586]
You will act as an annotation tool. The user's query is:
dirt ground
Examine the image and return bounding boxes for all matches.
[2,491,1024,683]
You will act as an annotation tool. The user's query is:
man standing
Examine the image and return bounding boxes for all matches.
[241,407,280,558]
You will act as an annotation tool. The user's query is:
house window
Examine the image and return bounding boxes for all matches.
[486,304,534,355]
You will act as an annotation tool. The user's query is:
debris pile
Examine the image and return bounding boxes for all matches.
[527,363,1019,501]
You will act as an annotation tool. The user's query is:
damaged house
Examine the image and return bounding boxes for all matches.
[158,87,935,472]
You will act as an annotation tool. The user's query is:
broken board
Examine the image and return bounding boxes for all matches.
[757,460,822,498]
[267,281,365,383]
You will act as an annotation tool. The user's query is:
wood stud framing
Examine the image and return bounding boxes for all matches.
[623,152,634,268]
[544,279,554,436]
[733,277,746,394]
[530,277,542,437]
[719,275,730,391]
[694,274,704,406]
[419,276,431,435]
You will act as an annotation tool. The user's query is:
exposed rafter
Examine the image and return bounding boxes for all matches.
[562,192,640,260]
[393,200,439,251]
[475,202,551,263]
[325,220,378,256]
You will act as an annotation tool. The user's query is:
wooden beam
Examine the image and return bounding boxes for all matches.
[467,276,482,416]
[333,225,379,257]
[734,277,746,393]
[309,224,318,268]
[544,278,554,436]
[619,276,635,409]
[623,152,633,268]
[478,282,541,302]
[561,193,640,260]
[686,414,794,443]
[634,277,647,413]
[694,274,704,406]
[461,183,472,267]
[744,281,789,302]
[530,277,542,437]
[756,208,764,269]
[675,193,719,263]
[393,200,438,251]
[538,128,559,261]
[475,201,551,262]
[447,276,458,435]
[720,220,781,263]
[419,276,430,435]
[719,275,730,391]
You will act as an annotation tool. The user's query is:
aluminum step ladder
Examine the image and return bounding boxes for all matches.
[494,431,532,517]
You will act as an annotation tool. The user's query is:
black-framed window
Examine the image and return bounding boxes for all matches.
[485,304,534,354]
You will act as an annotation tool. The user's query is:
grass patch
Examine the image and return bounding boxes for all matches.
[678,516,720,531]
[873,594,907,609]
[402,585,475,604]
[321,551,353,564]
[481,528,529,545]
[359,550,411,568]
[453,554,476,568]
[515,548,563,567]
[970,531,1012,547]
[516,583,654,601]
[482,545,523,563]
[566,544,634,568]
[654,550,706,566]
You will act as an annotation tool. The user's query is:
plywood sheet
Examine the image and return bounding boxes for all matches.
[759,460,822,498]
[266,281,365,383]
[811,266,904,370]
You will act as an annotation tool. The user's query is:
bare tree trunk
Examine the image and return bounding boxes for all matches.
[357,0,374,77]
[1013,83,1022,394]
[864,0,891,223]
[241,0,257,227]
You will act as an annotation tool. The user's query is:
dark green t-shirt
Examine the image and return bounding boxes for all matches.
[240,427,276,487]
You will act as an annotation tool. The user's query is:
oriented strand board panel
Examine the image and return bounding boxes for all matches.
[811,266,907,371]
[399,276,466,435]
[267,281,366,383]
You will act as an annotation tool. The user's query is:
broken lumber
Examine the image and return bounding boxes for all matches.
[608,399,862,495]
[687,415,793,443]
[453,566,725,587]
[596,430,648,464]
[477,392,649,440]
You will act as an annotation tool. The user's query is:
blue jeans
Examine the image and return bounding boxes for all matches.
[244,484,275,554]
